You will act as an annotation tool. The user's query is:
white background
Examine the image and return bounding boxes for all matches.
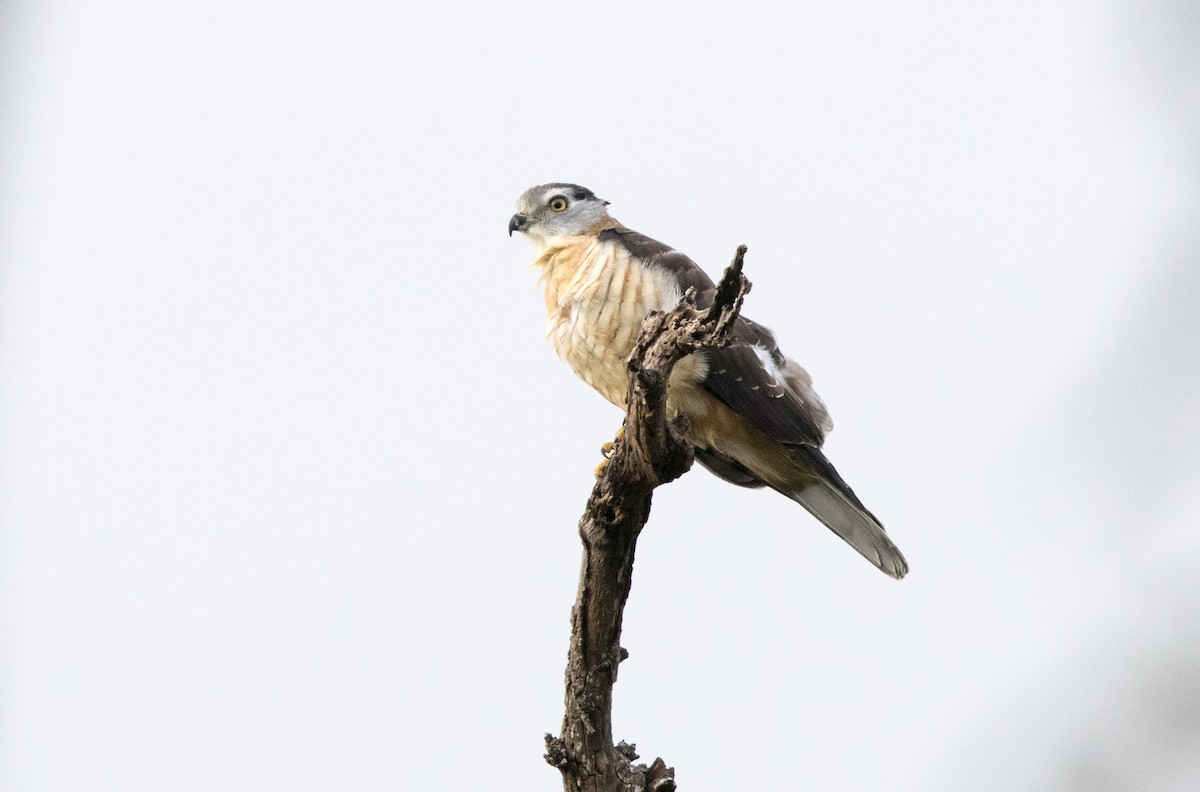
[2,1,1198,789]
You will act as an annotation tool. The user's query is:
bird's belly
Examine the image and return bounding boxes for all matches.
[548,299,646,408]
[549,307,712,411]
[543,245,694,409]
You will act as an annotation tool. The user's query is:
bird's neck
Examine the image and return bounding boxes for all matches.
[527,216,622,257]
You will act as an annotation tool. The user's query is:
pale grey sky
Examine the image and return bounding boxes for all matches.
[2,1,1198,790]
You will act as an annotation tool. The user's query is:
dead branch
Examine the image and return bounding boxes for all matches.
[545,246,752,792]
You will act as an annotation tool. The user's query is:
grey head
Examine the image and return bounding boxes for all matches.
[508,183,611,249]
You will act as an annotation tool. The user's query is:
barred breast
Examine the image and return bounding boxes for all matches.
[533,236,705,409]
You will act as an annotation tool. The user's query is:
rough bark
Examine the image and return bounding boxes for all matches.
[545,247,752,792]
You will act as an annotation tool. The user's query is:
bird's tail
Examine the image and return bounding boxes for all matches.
[783,445,908,579]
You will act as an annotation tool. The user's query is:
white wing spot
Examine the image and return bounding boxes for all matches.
[752,345,785,386]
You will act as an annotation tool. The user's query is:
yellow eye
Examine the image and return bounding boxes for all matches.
[548,196,568,212]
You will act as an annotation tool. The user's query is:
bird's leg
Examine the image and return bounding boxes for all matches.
[594,426,626,477]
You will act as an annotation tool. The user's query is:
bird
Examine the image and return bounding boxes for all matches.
[509,183,907,579]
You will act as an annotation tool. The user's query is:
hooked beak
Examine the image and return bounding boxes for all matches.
[508,213,529,237]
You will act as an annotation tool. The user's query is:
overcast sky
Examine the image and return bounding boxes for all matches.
[2,2,1198,790]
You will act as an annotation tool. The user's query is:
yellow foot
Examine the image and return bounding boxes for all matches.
[600,425,626,456]
[595,427,625,477]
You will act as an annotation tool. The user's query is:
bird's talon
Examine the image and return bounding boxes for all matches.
[600,426,625,458]
[594,457,610,478]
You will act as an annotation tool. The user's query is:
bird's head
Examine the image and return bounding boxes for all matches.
[508,183,611,249]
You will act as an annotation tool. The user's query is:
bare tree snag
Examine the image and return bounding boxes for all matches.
[544,247,752,792]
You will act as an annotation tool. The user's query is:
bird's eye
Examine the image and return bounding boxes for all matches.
[548,196,569,212]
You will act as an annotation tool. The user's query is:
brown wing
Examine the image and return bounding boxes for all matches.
[699,320,830,449]
[603,225,830,447]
